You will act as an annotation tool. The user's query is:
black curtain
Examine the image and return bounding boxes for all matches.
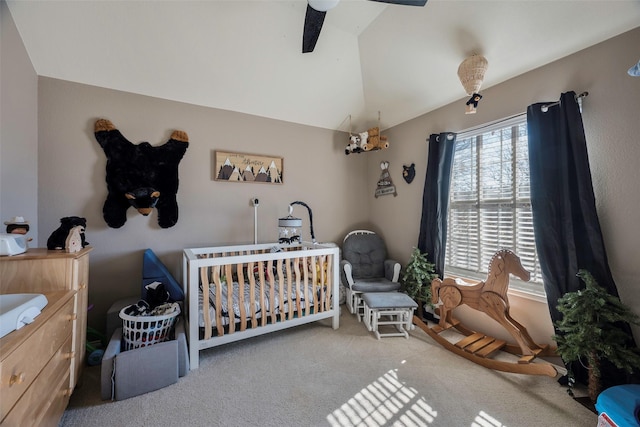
[527,91,634,386]
[418,132,456,277]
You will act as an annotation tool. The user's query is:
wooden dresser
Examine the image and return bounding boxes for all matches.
[0,248,92,426]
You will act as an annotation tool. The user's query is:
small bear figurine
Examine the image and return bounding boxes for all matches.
[47,216,89,250]
[465,93,483,114]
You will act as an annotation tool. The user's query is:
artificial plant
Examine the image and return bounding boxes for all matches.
[401,247,437,307]
[554,269,640,402]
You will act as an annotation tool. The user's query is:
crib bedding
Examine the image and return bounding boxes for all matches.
[197,281,326,327]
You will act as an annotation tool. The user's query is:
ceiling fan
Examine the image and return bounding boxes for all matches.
[303,0,428,53]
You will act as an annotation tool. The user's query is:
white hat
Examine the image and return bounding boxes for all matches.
[4,216,29,225]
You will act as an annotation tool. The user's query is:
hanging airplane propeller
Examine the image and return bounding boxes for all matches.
[303,0,428,53]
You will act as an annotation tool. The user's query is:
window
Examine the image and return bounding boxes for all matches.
[445,114,544,296]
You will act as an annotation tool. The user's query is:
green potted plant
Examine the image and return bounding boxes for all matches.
[401,247,437,310]
[554,269,640,402]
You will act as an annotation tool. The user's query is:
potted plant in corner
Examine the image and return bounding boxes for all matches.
[401,247,437,319]
[554,269,640,402]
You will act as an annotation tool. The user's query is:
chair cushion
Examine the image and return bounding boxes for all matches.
[351,278,401,293]
[362,292,418,310]
[343,233,387,279]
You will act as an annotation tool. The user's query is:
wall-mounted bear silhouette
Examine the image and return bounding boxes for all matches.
[94,119,189,228]
[403,163,416,184]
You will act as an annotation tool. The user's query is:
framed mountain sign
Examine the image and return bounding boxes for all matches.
[214,151,283,184]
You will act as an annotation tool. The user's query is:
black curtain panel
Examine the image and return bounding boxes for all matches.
[527,91,635,385]
[418,132,456,277]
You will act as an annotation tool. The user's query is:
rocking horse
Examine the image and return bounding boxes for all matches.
[413,249,558,377]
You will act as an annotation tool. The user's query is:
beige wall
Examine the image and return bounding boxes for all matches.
[371,27,640,344]
[0,1,39,243]
[37,79,371,328]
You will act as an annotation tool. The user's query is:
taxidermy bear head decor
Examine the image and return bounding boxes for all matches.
[94,119,189,228]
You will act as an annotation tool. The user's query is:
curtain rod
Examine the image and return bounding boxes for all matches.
[541,91,588,112]
[429,91,589,142]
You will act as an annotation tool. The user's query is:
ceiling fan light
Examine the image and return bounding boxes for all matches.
[457,54,488,95]
[308,0,340,12]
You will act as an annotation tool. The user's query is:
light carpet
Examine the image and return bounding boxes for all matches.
[60,308,596,426]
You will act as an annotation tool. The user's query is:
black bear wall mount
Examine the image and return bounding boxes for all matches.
[94,119,189,228]
[402,163,416,184]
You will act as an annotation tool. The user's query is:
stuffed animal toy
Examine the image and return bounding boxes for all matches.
[465,93,483,114]
[47,216,89,250]
[356,130,370,150]
[363,127,389,151]
[94,119,188,228]
[65,226,84,253]
[345,134,363,155]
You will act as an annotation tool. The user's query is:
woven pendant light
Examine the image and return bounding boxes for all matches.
[457,54,488,95]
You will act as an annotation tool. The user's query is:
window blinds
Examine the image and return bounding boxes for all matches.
[445,115,543,293]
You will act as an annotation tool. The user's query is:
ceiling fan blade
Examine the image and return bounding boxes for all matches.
[368,0,428,6]
[302,4,327,53]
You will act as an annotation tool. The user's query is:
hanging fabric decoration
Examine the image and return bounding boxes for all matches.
[374,161,397,197]
[458,54,488,114]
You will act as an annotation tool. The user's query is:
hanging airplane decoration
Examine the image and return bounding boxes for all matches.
[303,0,428,53]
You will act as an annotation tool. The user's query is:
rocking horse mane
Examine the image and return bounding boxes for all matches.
[482,249,528,297]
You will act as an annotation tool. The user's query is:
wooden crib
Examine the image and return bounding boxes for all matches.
[182,242,340,369]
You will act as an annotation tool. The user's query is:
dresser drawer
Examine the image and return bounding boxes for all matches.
[0,296,74,420]
[1,335,72,427]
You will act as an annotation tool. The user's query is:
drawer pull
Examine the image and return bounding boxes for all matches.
[69,313,78,321]
[66,351,76,360]
[64,388,74,397]
[80,284,87,289]
[9,373,25,386]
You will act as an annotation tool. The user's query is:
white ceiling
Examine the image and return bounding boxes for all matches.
[6,0,640,131]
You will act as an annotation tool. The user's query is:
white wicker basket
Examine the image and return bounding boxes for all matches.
[458,55,488,95]
[119,304,180,351]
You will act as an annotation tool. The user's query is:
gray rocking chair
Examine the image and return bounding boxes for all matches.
[340,230,401,321]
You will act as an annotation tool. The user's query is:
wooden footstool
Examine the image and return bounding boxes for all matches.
[362,292,418,339]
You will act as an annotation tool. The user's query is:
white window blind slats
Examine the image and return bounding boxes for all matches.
[445,115,544,295]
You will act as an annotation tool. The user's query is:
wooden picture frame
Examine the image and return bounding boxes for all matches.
[214,151,283,184]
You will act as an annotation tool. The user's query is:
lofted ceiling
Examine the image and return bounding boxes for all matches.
[6,0,640,131]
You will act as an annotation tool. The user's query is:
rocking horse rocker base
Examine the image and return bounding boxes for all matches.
[416,250,558,377]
